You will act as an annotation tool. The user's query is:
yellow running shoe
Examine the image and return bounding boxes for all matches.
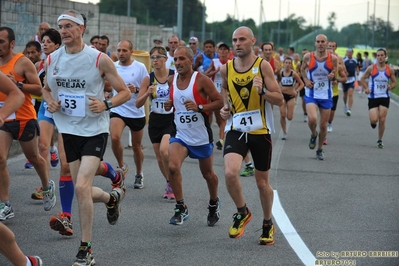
[229,208,252,238]
[259,223,276,245]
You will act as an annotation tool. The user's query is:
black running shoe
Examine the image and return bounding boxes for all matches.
[169,204,189,225]
[207,197,221,226]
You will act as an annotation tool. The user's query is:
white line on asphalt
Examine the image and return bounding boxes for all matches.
[273,190,316,266]
[272,102,315,266]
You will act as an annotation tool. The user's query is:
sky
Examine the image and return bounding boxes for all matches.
[74,0,399,31]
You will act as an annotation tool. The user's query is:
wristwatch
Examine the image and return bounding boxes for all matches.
[259,87,267,96]
[16,81,23,90]
[198,104,204,112]
[103,99,113,110]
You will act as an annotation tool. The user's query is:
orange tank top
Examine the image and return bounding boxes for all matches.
[0,53,36,121]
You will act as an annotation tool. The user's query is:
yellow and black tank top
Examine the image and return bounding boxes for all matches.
[226,57,273,135]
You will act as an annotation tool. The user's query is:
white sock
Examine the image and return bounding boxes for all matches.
[26,256,32,266]
[49,146,57,152]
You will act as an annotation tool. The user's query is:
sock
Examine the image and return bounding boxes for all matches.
[328,122,331,125]
[263,218,273,225]
[304,112,307,115]
[176,199,185,207]
[101,161,118,181]
[237,205,247,214]
[209,198,218,205]
[107,193,117,206]
[26,256,33,266]
[245,161,253,168]
[2,201,10,206]
[59,176,74,215]
[80,241,91,247]
[371,123,377,129]
[49,146,57,152]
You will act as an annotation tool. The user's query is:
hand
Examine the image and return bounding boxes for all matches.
[147,84,155,95]
[220,105,230,120]
[127,83,139,94]
[304,79,314,89]
[365,88,370,94]
[88,97,106,113]
[6,72,17,84]
[164,99,173,111]
[253,76,263,94]
[328,71,335,81]
[183,100,197,111]
[47,100,61,113]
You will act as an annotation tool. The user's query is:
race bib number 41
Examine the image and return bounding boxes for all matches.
[232,110,263,132]
[58,93,85,117]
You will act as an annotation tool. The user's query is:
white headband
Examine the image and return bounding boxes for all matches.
[57,14,84,25]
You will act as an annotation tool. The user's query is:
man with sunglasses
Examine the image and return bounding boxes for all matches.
[166,35,180,71]
[189,36,201,68]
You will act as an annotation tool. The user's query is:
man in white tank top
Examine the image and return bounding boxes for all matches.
[43,9,130,266]
[110,40,149,189]
[164,46,223,226]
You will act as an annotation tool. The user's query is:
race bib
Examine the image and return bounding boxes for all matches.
[58,92,85,117]
[43,102,53,118]
[232,110,263,132]
[313,78,329,91]
[151,98,171,114]
[374,81,387,91]
[0,102,16,120]
[281,76,294,86]
[175,111,203,130]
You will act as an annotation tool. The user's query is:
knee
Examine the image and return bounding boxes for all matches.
[110,133,120,144]
[38,141,49,154]
[74,183,89,198]
[168,164,180,178]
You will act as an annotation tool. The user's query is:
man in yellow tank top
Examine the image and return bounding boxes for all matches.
[325,43,347,144]
[220,26,283,246]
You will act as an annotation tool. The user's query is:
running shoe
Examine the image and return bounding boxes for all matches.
[346,109,351,116]
[377,140,384,149]
[163,182,175,200]
[112,169,126,193]
[343,105,348,115]
[327,124,333,133]
[216,139,224,150]
[303,115,308,122]
[72,245,95,266]
[27,255,43,266]
[106,188,124,225]
[50,148,59,167]
[169,204,189,225]
[49,212,73,236]
[25,160,33,169]
[117,163,129,176]
[207,197,221,226]
[0,203,14,221]
[316,149,325,160]
[323,138,328,145]
[43,180,56,211]
[308,131,318,149]
[228,207,252,238]
[239,166,254,177]
[31,187,43,200]
[281,133,287,140]
[259,223,276,246]
[133,173,144,189]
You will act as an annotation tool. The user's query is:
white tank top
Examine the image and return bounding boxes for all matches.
[46,45,108,136]
[111,60,149,118]
[212,58,225,93]
[165,53,176,71]
[172,72,211,146]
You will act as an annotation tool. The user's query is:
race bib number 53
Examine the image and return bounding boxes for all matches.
[58,93,85,117]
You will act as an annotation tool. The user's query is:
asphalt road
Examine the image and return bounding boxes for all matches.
[1,90,398,266]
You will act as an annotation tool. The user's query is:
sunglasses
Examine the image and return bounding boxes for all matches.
[169,42,178,44]
[189,42,197,45]
[150,55,166,60]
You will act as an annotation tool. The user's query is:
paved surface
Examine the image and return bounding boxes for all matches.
[1,90,399,266]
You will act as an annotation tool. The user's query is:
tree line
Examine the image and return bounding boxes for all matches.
[98,0,399,50]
